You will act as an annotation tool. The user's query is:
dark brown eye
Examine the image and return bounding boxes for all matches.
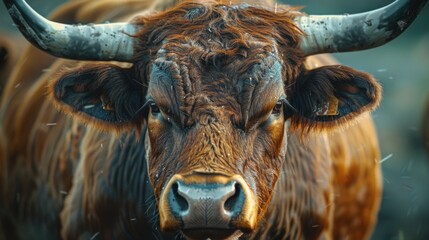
[272,100,283,115]
[150,102,160,114]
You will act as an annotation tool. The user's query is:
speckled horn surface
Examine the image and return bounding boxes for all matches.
[2,0,139,62]
[296,0,428,56]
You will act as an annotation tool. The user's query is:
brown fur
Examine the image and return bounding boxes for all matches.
[0,0,383,239]
[0,35,25,100]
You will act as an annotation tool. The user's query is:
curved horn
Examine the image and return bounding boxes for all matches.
[296,0,428,55]
[3,0,139,62]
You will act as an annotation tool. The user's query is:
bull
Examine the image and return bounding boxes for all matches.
[0,0,426,239]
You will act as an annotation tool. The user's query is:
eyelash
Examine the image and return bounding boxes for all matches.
[272,100,283,115]
[273,98,296,118]
[149,101,160,114]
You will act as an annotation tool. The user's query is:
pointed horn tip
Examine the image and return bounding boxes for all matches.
[298,0,428,55]
[3,0,137,62]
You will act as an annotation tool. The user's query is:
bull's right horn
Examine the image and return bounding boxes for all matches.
[3,0,140,62]
[296,0,427,55]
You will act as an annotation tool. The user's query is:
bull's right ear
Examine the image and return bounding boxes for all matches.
[50,64,147,131]
[288,65,382,132]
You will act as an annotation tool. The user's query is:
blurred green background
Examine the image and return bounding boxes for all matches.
[1,0,428,239]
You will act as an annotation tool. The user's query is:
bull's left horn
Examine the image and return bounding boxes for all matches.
[3,0,139,62]
[295,0,427,55]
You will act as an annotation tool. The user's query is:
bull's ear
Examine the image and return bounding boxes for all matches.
[289,65,381,131]
[50,64,146,131]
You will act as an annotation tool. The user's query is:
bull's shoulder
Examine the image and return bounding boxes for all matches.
[0,1,155,238]
[254,114,381,239]
[327,113,382,239]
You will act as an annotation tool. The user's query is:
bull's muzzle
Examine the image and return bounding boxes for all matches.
[159,173,257,239]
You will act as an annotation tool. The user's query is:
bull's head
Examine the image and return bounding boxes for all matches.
[3,0,426,239]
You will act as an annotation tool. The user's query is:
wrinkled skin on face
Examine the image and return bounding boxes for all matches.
[126,4,307,234]
[145,40,289,222]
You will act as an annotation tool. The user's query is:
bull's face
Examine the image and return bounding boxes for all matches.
[145,40,290,237]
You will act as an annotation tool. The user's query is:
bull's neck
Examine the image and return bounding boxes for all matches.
[251,133,333,239]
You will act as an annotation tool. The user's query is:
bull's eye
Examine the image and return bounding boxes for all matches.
[150,102,160,114]
[272,100,283,115]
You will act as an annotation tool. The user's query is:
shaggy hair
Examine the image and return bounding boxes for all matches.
[133,0,304,96]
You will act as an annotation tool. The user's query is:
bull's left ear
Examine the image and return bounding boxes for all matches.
[50,64,146,131]
[289,65,381,130]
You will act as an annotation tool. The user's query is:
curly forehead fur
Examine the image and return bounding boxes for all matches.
[133,0,305,81]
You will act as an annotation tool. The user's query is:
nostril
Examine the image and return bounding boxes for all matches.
[224,183,244,217]
[170,182,189,215]
[161,176,256,232]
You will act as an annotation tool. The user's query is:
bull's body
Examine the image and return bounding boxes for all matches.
[0,0,390,239]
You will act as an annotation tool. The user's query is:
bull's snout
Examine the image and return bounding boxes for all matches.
[159,173,257,238]
[169,180,241,226]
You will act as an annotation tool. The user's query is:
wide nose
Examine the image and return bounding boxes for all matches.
[159,174,257,234]
[170,179,241,228]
